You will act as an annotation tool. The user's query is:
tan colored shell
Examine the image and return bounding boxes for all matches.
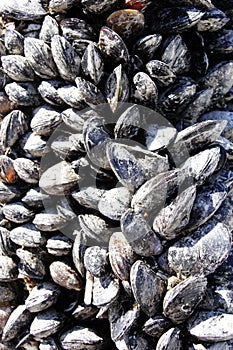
[107,9,144,40]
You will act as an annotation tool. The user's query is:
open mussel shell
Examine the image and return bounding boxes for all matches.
[163,276,207,324]
[167,218,232,277]
[130,260,166,316]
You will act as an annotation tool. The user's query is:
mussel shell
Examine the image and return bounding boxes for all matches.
[107,9,144,40]
[130,260,166,316]
[2,305,32,342]
[25,282,61,313]
[24,38,58,79]
[167,218,232,277]
[156,327,183,350]
[150,7,204,33]
[163,276,207,324]
[109,232,138,281]
[92,274,120,307]
[49,260,83,291]
[30,308,65,339]
[99,26,129,64]
[188,311,233,342]
[0,0,46,20]
[98,187,131,220]
[60,326,103,350]
[51,35,80,82]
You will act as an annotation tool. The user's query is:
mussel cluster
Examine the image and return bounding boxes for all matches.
[1,0,233,349]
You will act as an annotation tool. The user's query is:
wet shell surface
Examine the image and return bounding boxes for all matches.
[167,219,232,277]
[107,9,145,40]
[130,260,166,316]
